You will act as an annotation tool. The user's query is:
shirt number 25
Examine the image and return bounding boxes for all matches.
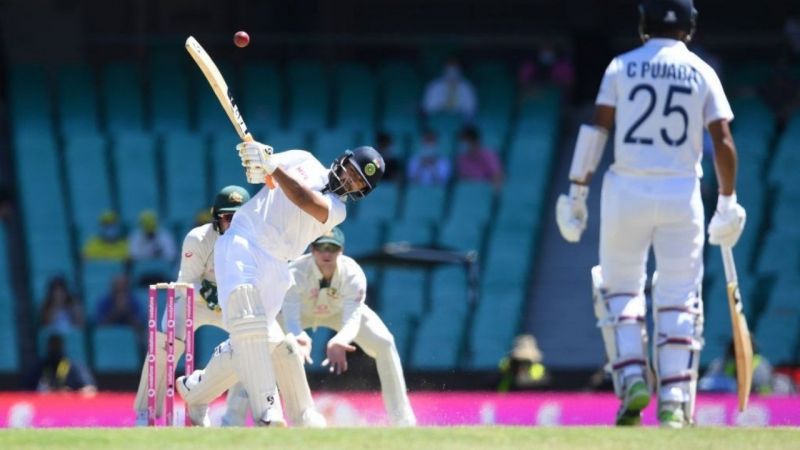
[623,84,692,147]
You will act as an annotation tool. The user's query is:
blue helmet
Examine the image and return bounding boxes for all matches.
[639,0,698,43]
[325,146,385,201]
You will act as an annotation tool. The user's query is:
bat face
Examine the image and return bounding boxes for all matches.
[727,281,753,412]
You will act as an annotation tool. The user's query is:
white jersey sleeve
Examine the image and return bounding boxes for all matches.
[176,231,208,285]
[329,259,367,345]
[596,57,623,107]
[702,68,734,126]
[321,192,347,229]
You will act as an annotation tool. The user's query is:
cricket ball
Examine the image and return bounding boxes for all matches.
[234,31,250,48]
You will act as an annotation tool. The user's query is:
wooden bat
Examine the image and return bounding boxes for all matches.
[184,36,275,189]
[721,246,753,412]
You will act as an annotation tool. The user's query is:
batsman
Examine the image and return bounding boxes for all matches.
[556,0,746,427]
[133,185,324,427]
[223,227,417,426]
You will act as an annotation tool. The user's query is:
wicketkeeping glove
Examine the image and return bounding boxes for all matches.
[200,279,220,311]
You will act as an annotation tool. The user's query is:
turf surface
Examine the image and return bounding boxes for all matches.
[2,427,799,450]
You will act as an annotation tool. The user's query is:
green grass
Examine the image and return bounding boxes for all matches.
[1,427,799,450]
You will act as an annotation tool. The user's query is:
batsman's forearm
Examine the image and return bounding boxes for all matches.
[709,120,737,196]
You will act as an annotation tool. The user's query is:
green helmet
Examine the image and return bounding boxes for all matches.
[212,185,250,232]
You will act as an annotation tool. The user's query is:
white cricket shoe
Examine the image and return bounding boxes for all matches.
[298,408,327,428]
[257,407,287,427]
[176,375,211,427]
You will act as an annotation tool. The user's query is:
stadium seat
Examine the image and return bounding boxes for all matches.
[82,261,126,313]
[62,132,113,229]
[0,311,19,372]
[379,60,421,134]
[307,327,334,373]
[194,326,229,368]
[38,328,88,364]
[268,129,310,153]
[92,326,142,372]
[8,65,53,131]
[468,287,526,370]
[101,62,144,132]
[385,221,435,247]
[338,219,383,258]
[163,132,209,224]
[111,132,159,224]
[411,312,465,369]
[482,228,535,287]
[379,268,426,324]
[286,60,330,131]
[56,64,100,134]
[149,57,190,133]
[210,133,246,189]
[311,129,360,165]
[242,62,283,131]
[401,185,446,222]
[429,266,471,317]
[26,229,75,303]
[334,62,376,129]
[437,219,485,253]
[448,182,495,224]
[356,182,399,222]
[755,231,800,277]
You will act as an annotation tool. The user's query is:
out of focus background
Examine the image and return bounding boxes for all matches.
[0,0,799,426]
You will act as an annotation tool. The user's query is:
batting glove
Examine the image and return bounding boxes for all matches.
[237,140,277,174]
[556,184,589,243]
[709,194,746,247]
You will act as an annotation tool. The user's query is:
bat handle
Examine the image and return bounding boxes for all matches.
[243,134,276,189]
[721,246,737,285]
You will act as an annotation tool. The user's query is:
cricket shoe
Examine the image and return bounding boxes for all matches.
[257,407,287,428]
[615,378,651,426]
[658,401,687,429]
[298,408,327,428]
[134,410,149,427]
[176,375,211,427]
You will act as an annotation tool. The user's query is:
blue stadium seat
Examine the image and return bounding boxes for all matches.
[482,228,535,287]
[287,60,330,131]
[356,182,398,222]
[755,231,800,277]
[194,326,229,368]
[269,129,310,153]
[429,266,471,317]
[410,312,464,369]
[0,310,19,372]
[101,62,144,132]
[8,65,54,131]
[385,221,434,247]
[311,129,360,166]
[57,64,99,134]
[242,62,283,131]
[448,182,494,224]
[701,280,732,366]
[63,132,113,229]
[401,185,446,222]
[112,132,159,224]
[92,326,141,372]
[163,132,209,224]
[307,327,334,373]
[338,219,383,258]
[38,328,88,364]
[210,133,246,189]
[437,219,485,253]
[379,60,421,134]
[468,287,526,370]
[379,268,426,324]
[27,229,75,303]
[82,261,126,313]
[149,58,190,132]
[334,63,376,129]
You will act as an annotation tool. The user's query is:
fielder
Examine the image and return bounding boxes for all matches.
[223,228,417,426]
[177,141,385,426]
[556,0,746,428]
[132,186,323,427]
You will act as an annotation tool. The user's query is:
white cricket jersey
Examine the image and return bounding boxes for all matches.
[596,38,733,178]
[228,150,347,262]
[282,253,367,342]
[176,223,217,285]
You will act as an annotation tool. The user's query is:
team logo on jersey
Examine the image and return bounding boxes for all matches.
[184,251,193,258]
[664,10,677,23]
[365,162,377,176]
[228,191,245,204]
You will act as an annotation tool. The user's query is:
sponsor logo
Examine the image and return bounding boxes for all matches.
[365,162,376,176]
[185,251,193,258]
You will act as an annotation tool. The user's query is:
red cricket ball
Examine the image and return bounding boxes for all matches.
[234,31,250,48]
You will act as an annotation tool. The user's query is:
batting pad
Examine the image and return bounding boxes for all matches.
[133,332,185,415]
[179,339,237,406]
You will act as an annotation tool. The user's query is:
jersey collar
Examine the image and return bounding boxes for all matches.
[645,38,687,49]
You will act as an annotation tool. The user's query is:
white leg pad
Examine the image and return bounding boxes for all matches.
[653,286,704,422]
[221,382,249,426]
[592,266,649,398]
[272,333,319,426]
[133,332,185,416]
[227,284,284,425]
[180,339,237,406]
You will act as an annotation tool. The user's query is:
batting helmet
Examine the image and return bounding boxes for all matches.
[638,0,698,43]
[325,146,385,201]
[211,185,250,233]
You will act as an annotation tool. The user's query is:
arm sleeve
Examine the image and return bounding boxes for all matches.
[331,264,367,344]
[175,233,206,285]
[322,193,347,228]
[595,58,621,107]
[703,68,734,127]
[282,269,304,336]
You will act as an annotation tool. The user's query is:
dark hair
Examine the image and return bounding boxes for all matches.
[460,125,480,142]
[376,131,392,148]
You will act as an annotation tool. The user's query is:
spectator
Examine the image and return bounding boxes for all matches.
[457,125,504,190]
[26,334,96,394]
[39,276,84,335]
[95,274,145,331]
[698,339,786,395]
[375,131,403,182]
[498,334,549,391]
[407,129,451,186]
[82,210,129,261]
[422,56,478,120]
[129,210,177,262]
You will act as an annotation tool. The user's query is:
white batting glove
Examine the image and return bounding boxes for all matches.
[556,184,589,243]
[237,141,277,181]
[709,194,746,247]
[295,331,313,365]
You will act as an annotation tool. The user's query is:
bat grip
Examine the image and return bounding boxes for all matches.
[243,134,276,189]
[721,246,737,285]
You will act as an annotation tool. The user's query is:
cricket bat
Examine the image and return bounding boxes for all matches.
[185,36,275,189]
[721,246,753,412]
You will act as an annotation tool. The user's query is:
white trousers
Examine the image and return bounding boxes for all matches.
[600,170,704,403]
